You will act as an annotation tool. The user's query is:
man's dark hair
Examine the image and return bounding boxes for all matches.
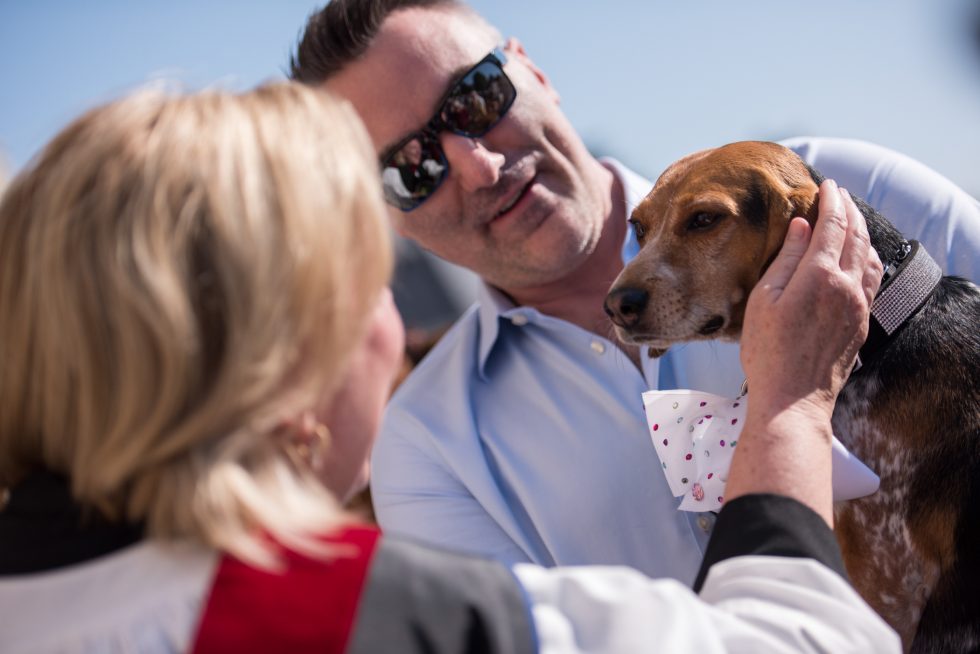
[290,0,459,84]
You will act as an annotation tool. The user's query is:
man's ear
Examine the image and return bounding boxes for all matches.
[504,37,560,104]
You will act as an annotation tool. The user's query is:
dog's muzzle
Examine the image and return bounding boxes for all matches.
[604,287,649,329]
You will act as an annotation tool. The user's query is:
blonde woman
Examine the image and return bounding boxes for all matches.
[0,83,897,653]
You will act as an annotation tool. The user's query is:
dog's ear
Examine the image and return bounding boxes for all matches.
[757,166,817,276]
[747,167,798,230]
[738,177,773,229]
[767,154,820,228]
[792,162,822,227]
[788,186,820,227]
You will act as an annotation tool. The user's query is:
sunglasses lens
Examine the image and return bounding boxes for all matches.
[439,59,516,135]
[381,134,448,211]
[380,52,516,211]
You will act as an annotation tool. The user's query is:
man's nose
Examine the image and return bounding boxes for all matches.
[440,132,504,193]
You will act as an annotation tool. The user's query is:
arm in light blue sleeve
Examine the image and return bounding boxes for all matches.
[782,136,980,282]
[370,404,533,566]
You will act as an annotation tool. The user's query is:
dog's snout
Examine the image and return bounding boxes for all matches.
[604,287,649,328]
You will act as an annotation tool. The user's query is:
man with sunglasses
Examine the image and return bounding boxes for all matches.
[290,0,980,583]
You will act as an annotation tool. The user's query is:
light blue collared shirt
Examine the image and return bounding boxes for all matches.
[372,137,980,583]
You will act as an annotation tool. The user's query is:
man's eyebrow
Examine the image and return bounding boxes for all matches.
[378,56,482,160]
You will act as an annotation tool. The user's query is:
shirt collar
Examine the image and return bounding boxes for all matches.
[475,282,513,379]
[474,157,650,379]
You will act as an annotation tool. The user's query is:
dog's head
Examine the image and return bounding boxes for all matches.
[605,141,820,351]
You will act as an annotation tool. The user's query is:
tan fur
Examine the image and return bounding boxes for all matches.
[612,142,819,348]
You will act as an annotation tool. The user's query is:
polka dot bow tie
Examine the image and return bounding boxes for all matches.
[642,389,880,513]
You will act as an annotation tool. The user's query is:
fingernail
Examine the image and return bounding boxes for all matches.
[787,220,805,242]
[824,180,840,206]
[839,187,849,199]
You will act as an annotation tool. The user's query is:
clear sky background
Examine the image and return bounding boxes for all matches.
[2,0,978,198]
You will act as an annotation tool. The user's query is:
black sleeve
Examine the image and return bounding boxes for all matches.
[347,537,536,654]
[693,493,848,592]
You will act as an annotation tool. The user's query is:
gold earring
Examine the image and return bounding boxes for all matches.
[306,422,330,470]
[281,416,331,472]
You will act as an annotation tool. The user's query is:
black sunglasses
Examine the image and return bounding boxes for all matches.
[380,47,517,211]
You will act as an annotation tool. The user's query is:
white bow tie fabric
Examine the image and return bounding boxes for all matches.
[642,389,880,512]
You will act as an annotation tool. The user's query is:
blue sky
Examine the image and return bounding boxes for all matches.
[2,0,978,197]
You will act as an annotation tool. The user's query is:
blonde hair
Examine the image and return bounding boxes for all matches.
[0,83,392,567]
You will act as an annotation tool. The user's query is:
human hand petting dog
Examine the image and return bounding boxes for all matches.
[726,179,883,525]
[743,179,883,416]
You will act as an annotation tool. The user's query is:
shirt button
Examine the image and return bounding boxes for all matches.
[511,314,528,326]
[590,340,606,355]
[697,515,712,532]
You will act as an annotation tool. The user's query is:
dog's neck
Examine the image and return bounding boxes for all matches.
[802,164,907,264]
[803,165,943,367]
[857,239,942,367]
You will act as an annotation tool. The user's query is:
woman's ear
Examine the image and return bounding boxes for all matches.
[504,37,560,105]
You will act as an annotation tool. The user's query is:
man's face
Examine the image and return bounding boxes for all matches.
[326,6,608,292]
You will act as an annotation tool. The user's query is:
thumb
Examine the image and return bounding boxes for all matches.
[759,218,812,295]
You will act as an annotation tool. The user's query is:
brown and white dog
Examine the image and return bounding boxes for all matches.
[604,141,980,653]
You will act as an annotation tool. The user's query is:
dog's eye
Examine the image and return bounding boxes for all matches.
[629,218,646,240]
[687,212,722,231]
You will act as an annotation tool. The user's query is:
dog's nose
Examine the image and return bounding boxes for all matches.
[604,287,649,328]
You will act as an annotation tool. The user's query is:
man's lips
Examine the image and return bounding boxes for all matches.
[489,175,535,224]
[496,184,526,216]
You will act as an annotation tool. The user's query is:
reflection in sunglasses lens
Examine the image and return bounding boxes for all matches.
[383,135,447,210]
[382,51,516,210]
[440,62,513,134]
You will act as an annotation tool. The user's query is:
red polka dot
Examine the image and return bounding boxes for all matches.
[663,438,668,446]
[720,440,726,447]
[731,418,738,425]
[699,401,707,407]
[685,453,693,460]
[707,473,713,479]
[653,423,659,431]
